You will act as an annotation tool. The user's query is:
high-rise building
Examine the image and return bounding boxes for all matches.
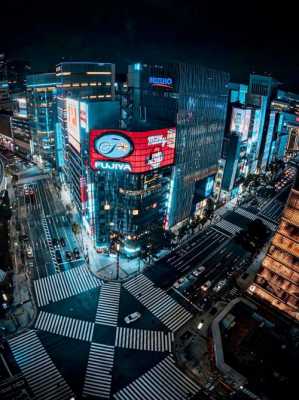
[248,165,299,321]
[10,94,31,159]
[127,63,230,228]
[26,73,58,170]
[55,62,115,181]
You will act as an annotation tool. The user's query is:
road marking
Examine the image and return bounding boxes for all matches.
[33,264,103,307]
[124,275,192,332]
[113,355,200,400]
[95,282,121,326]
[34,311,94,341]
[83,343,115,399]
[8,330,74,400]
[115,327,173,352]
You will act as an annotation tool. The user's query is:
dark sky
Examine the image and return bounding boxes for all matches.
[1,1,299,88]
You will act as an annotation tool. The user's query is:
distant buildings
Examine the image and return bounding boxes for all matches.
[218,74,299,202]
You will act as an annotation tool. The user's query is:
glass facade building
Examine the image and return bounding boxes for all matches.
[26,73,58,170]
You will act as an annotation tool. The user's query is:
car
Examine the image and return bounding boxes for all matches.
[173,277,186,288]
[60,237,66,247]
[124,312,141,324]
[55,250,63,264]
[52,238,59,247]
[192,266,206,277]
[26,245,33,258]
[213,279,227,293]
[73,248,80,259]
[65,251,72,261]
[201,280,212,292]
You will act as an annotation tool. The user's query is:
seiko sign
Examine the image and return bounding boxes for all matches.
[94,133,133,159]
[95,161,132,172]
[149,77,173,86]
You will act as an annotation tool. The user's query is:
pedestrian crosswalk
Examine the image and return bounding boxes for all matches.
[214,219,241,235]
[115,327,173,352]
[95,282,121,326]
[8,330,74,400]
[123,275,192,332]
[34,264,103,307]
[83,343,115,399]
[236,207,277,231]
[34,311,94,342]
[41,217,59,272]
[113,355,201,400]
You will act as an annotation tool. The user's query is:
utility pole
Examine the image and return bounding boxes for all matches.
[116,243,120,280]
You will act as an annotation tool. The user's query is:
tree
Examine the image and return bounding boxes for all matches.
[71,223,81,235]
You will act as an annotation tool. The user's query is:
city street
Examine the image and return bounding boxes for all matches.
[2,161,295,400]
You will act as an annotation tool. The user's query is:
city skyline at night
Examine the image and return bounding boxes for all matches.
[0,3,298,400]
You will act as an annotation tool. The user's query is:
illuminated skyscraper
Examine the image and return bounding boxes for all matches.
[248,166,299,321]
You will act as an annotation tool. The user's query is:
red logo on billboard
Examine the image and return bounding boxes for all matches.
[90,128,176,173]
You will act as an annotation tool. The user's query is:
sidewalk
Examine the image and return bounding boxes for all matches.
[57,183,147,281]
[0,177,36,335]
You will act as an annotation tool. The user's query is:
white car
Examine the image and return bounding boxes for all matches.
[26,245,33,258]
[124,312,141,324]
[192,266,206,277]
[173,277,186,288]
[213,279,227,292]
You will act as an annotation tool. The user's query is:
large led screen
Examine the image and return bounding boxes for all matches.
[90,128,176,173]
[66,98,80,152]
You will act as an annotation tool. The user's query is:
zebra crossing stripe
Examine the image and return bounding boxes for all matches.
[115,327,173,352]
[214,219,241,235]
[83,343,115,399]
[113,355,200,400]
[236,207,277,231]
[33,265,103,307]
[123,275,192,332]
[95,282,121,326]
[8,330,74,400]
[34,311,94,341]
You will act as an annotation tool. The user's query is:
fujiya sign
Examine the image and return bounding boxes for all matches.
[95,133,133,159]
[95,161,132,172]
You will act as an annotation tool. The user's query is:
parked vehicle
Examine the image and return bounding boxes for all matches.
[73,248,80,259]
[55,249,63,264]
[201,280,212,292]
[124,312,141,324]
[52,238,59,247]
[60,237,66,247]
[192,266,206,277]
[65,251,72,261]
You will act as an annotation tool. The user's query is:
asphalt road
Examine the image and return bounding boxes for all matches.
[3,159,295,400]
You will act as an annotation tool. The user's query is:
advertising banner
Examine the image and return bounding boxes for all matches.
[66,98,80,152]
[90,128,176,173]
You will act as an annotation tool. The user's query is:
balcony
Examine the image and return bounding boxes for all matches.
[278,220,299,243]
[268,246,299,272]
[272,233,299,258]
[283,206,299,227]
[262,256,299,285]
[288,189,299,211]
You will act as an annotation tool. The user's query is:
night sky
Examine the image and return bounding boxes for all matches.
[1,1,298,88]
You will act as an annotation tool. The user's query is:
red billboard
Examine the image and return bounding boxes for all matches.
[90,128,176,173]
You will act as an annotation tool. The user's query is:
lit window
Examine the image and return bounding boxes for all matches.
[132,209,139,215]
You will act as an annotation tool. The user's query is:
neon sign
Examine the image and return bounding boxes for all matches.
[95,133,133,159]
[149,77,173,88]
[95,161,132,172]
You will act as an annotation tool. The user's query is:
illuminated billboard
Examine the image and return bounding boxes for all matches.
[90,128,176,173]
[230,107,251,141]
[66,98,80,152]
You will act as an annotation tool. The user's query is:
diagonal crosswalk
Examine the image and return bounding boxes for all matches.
[8,330,74,400]
[34,311,94,342]
[83,343,115,399]
[33,264,103,307]
[236,207,277,231]
[113,355,201,400]
[123,275,192,332]
[214,219,241,236]
[115,327,173,352]
[95,282,121,326]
